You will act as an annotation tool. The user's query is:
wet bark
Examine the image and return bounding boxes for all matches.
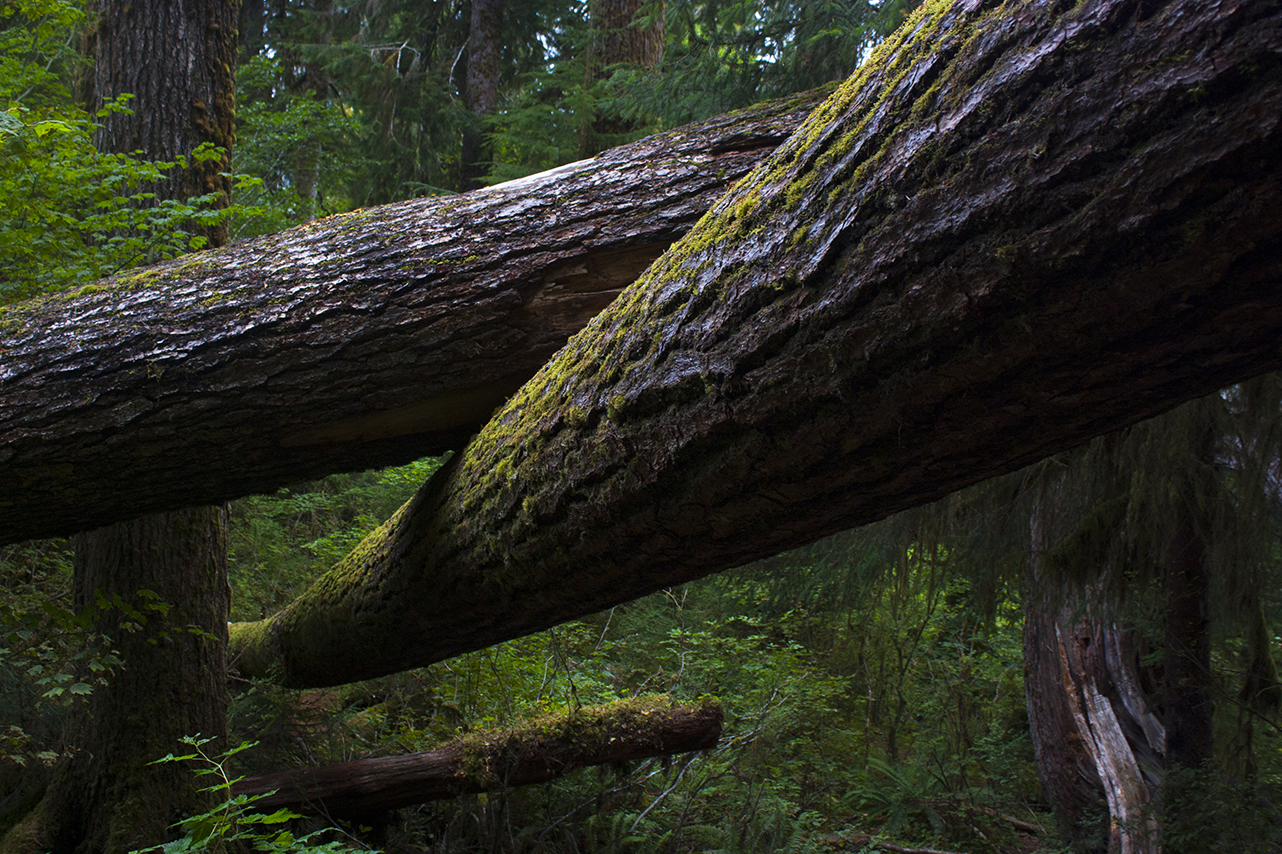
[0,508,230,854]
[0,90,823,546]
[229,0,1282,687]
[231,699,722,818]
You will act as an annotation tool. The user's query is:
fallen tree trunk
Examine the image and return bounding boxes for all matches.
[229,0,1282,688]
[230,697,722,818]
[0,91,823,544]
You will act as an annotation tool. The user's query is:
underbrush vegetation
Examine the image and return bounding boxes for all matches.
[215,461,1045,854]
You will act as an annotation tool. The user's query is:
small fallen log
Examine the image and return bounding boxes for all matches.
[230,696,722,818]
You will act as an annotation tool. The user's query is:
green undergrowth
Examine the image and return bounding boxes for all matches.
[218,464,1045,854]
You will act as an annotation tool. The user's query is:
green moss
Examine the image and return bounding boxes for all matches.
[198,291,232,308]
[454,694,720,787]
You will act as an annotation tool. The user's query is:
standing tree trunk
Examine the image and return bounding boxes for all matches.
[1024,502,1164,854]
[92,0,238,245]
[1157,419,1215,854]
[0,0,241,849]
[1,509,231,854]
[580,0,664,157]
[1021,397,1237,853]
[460,0,505,190]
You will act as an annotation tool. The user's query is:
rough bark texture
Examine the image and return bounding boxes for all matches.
[92,0,238,244]
[0,508,231,854]
[230,0,1282,688]
[1023,543,1109,849]
[1,5,242,852]
[0,90,822,545]
[231,698,722,818]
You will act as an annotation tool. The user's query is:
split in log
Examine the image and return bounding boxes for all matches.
[229,0,1282,687]
[0,89,826,544]
[230,696,722,819]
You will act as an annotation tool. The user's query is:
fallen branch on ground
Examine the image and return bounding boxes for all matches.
[231,696,722,818]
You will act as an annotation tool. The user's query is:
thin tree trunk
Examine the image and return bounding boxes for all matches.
[227,0,1282,688]
[1159,419,1215,853]
[0,90,825,545]
[460,0,504,189]
[1162,512,1213,772]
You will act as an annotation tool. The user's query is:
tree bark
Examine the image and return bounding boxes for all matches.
[0,90,823,546]
[0,1,241,851]
[92,0,238,245]
[0,508,230,854]
[1024,504,1164,854]
[230,698,722,818]
[228,0,1282,687]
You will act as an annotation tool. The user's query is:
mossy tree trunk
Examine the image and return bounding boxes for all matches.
[1,508,230,854]
[230,0,1282,688]
[231,698,722,818]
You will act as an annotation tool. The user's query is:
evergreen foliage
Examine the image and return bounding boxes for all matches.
[0,0,245,303]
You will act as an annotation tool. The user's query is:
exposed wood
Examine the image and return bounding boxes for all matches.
[230,698,722,818]
[0,89,824,545]
[1025,500,1163,854]
[229,0,1282,687]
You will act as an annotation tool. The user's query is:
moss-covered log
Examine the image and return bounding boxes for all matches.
[231,0,1282,687]
[231,697,722,818]
[0,91,823,545]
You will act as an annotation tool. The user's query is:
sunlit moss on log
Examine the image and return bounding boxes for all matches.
[230,695,723,817]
